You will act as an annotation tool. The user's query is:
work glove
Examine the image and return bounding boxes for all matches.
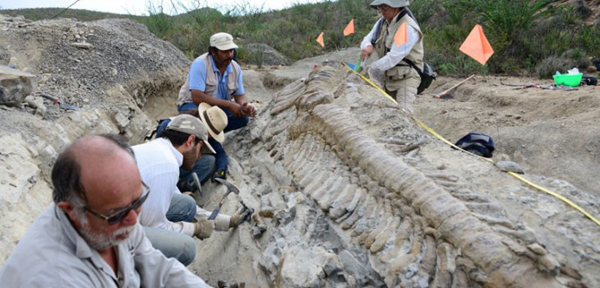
[229,206,251,229]
[193,218,215,240]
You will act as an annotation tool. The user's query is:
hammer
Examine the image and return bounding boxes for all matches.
[207,178,240,220]
[208,178,255,222]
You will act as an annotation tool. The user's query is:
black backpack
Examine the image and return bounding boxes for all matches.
[454,132,495,158]
[370,8,436,94]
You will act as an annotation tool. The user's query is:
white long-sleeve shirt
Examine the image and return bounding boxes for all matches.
[134,138,197,236]
[361,16,419,72]
[134,138,231,235]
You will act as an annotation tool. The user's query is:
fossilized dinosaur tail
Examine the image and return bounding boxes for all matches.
[262,65,590,287]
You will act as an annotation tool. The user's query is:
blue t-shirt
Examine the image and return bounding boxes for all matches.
[188,55,245,100]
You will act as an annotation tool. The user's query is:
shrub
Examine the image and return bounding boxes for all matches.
[576,26,600,57]
[574,0,593,19]
[12,0,583,78]
[535,56,577,78]
[409,0,438,28]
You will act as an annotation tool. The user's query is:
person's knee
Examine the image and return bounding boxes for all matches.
[179,196,197,222]
[190,154,216,183]
[205,155,216,176]
[143,227,197,266]
[178,103,198,113]
[167,194,197,222]
[240,116,250,127]
[178,237,197,266]
[204,154,216,169]
[225,115,250,131]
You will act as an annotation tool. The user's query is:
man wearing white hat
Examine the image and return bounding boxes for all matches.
[134,114,249,265]
[360,0,425,113]
[177,32,256,181]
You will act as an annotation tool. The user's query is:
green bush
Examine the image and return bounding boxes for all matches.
[576,26,600,57]
[535,56,575,78]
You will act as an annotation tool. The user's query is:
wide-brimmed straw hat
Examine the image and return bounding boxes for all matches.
[198,102,228,143]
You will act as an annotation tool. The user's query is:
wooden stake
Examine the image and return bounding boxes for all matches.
[433,74,475,98]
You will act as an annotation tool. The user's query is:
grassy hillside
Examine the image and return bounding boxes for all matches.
[2,0,600,77]
[0,7,143,22]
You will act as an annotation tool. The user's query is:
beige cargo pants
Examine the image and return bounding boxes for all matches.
[368,66,420,113]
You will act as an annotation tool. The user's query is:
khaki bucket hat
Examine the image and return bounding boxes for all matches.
[198,102,228,143]
[370,0,410,8]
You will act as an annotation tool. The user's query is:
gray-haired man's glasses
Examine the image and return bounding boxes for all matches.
[83,182,150,225]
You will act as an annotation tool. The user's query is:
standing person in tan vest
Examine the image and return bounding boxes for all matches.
[360,0,424,113]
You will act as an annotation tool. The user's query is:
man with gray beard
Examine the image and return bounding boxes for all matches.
[0,134,211,287]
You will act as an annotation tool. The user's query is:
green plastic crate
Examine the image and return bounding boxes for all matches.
[553,73,582,87]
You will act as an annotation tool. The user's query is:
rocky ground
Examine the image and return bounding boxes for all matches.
[1,14,599,288]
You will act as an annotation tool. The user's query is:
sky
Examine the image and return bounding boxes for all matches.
[0,0,327,15]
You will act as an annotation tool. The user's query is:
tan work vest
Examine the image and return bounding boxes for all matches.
[177,53,241,106]
[375,11,424,91]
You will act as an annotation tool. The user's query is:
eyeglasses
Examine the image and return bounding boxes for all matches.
[83,182,151,225]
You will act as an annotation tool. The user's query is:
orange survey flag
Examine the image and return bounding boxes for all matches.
[343,19,355,36]
[459,24,494,65]
[394,22,408,46]
[316,31,325,48]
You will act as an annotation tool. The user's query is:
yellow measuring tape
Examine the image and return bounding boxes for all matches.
[342,63,600,227]
[342,62,398,105]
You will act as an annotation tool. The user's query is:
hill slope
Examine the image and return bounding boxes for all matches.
[3,0,599,77]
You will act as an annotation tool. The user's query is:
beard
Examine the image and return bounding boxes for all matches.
[181,145,199,170]
[75,210,136,251]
